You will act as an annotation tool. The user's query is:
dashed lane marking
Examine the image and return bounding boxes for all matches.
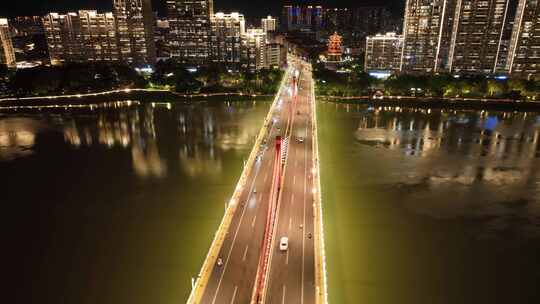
[230,286,238,304]
[242,245,249,262]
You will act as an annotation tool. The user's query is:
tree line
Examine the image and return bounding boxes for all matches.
[314,62,540,100]
[0,60,284,98]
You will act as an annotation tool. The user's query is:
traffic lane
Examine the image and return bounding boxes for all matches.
[266,98,312,302]
[299,70,317,304]
[265,75,305,302]
[226,81,296,301]
[287,102,314,304]
[211,114,289,303]
[201,70,296,303]
[265,143,305,303]
[283,70,316,304]
[201,108,286,303]
[201,156,270,304]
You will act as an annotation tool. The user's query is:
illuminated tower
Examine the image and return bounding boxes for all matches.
[327,32,343,62]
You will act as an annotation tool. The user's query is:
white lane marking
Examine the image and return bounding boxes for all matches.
[291,193,295,205]
[293,175,296,186]
[289,217,292,231]
[282,285,287,304]
[230,286,238,304]
[286,248,289,265]
[242,245,249,262]
[251,215,257,228]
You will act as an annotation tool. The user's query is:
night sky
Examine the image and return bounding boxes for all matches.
[0,0,405,19]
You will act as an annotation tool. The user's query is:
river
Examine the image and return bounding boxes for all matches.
[1,99,270,304]
[318,102,540,303]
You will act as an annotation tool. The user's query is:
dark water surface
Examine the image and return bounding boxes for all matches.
[318,102,540,304]
[1,100,270,304]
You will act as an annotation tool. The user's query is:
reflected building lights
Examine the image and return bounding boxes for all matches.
[336,104,540,238]
[0,118,42,161]
[1,100,265,179]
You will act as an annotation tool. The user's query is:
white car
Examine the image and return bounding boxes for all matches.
[298,137,304,143]
[279,237,289,251]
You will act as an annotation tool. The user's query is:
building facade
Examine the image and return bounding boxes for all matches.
[167,0,214,64]
[43,1,155,66]
[43,12,83,64]
[281,5,323,31]
[365,32,404,72]
[79,11,119,63]
[401,0,456,73]
[210,12,245,67]
[448,0,512,74]
[0,18,16,68]
[266,42,285,68]
[507,0,540,77]
[244,28,267,71]
[261,15,277,33]
[112,0,156,65]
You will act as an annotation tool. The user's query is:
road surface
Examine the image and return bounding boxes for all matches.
[264,60,316,304]
[199,59,317,304]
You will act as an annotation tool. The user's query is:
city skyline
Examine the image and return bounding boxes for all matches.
[0,0,406,19]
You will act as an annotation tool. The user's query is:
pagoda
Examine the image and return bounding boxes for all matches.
[327,32,343,62]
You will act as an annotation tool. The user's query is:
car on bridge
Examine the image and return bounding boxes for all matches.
[279,237,289,251]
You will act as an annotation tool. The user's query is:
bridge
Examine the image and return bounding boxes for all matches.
[188,58,327,304]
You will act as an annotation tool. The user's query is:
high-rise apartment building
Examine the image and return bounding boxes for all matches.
[261,16,277,33]
[365,32,404,72]
[210,12,245,67]
[167,0,214,64]
[281,5,323,31]
[266,42,285,68]
[244,28,267,71]
[112,0,156,65]
[351,7,394,36]
[43,1,155,66]
[44,11,120,64]
[448,0,512,74]
[507,0,540,77]
[401,0,456,73]
[79,11,119,63]
[0,18,16,68]
[324,8,353,33]
[43,12,83,64]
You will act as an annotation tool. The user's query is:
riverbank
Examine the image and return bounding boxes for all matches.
[0,89,273,108]
[319,95,540,111]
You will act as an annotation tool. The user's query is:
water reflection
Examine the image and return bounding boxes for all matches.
[0,117,44,161]
[336,104,540,239]
[1,99,270,304]
[1,101,264,180]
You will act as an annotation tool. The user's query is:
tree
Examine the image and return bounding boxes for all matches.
[486,79,505,97]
